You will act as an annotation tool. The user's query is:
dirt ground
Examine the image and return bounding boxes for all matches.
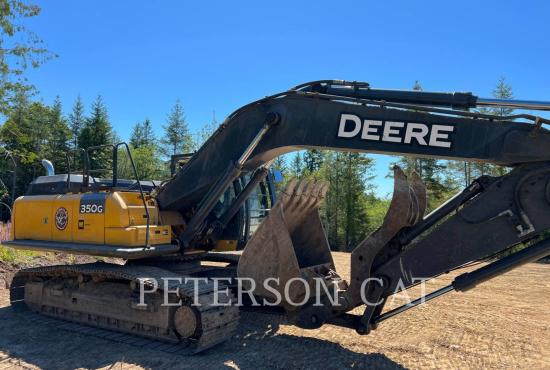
[0,252,548,370]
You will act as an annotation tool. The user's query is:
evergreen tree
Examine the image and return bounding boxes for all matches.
[161,100,193,157]
[111,130,123,145]
[141,118,155,146]
[270,155,290,193]
[124,118,163,180]
[129,123,143,148]
[320,152,374,250]
[273,156,288,177]
[492,76,514,117]
[68,95,85,150]
[78,95,113,174]
[130,118,156,148]
[44,96,71,172]
[303,149,324,175]
[290,152,304,178]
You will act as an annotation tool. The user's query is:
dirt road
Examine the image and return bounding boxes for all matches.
[0,252,548,369]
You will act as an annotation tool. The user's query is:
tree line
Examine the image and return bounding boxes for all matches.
[0,92,220,199]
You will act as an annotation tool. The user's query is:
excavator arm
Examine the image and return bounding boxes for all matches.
[153,80,550,333]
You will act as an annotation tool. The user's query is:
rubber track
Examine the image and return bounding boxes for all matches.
[9,262,240,354]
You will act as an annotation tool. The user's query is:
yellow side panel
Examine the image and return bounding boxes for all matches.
[214,239,238,251]
[104,192,130,228]
[105,225,171,246]
[13,196,56,240]
[51,195,80,242]
[121,192,159,226]
[73,193,106,244]
[14,191,170,248]
[105,192,159,228]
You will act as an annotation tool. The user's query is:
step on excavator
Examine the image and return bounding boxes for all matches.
[5,80,550,352]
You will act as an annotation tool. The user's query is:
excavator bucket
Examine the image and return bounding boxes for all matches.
[237,180,333,309]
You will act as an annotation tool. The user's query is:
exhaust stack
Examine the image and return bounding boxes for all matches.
[41,159,55,176]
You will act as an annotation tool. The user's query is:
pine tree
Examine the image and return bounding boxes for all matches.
[130,118,156,148]
[141,118,155,146]
[320,152,374,250]
[44,96,71,172]
[302,149,324,176]
[78,95,113,174]
[270,155,290,193]
[68,95,85,150]
[129,123,143,148]
[124,118,163,180]
[273,156,288,176]
[290,152,304,178]
[161,100,193,157]
[492,76,514,117]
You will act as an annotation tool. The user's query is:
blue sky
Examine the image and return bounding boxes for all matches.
[23,0,550,196]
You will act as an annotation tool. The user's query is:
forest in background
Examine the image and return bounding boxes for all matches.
[0,0,516,251]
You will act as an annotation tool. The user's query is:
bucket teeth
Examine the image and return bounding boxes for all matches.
[278,179,328,231]
[281,179,327,209]
[237,179,334,309]
[385,166,427,232]
[345,165,427,307]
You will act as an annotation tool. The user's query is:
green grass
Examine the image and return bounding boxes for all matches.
[0,244,38,263]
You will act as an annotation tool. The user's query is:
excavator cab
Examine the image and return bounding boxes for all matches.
[170,152,279,251]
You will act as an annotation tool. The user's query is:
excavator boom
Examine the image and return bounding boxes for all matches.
[156,81,550,213]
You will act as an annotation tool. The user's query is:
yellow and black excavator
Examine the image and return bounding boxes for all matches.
[5,80,550,352]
